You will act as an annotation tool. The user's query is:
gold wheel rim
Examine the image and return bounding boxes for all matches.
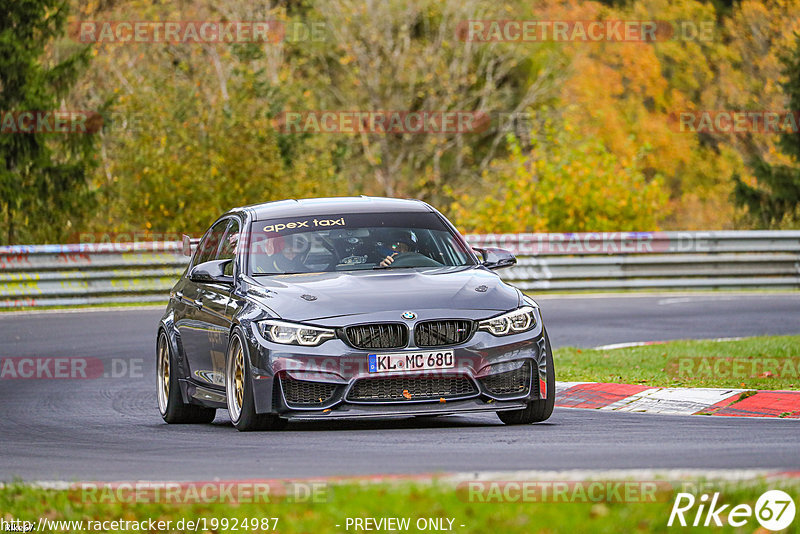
[163,353,170,397]
[157,335,170,414]
[233,344,244,410]
[227,337,246,422]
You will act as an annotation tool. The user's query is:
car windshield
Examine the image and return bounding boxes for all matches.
[248,212,475,275]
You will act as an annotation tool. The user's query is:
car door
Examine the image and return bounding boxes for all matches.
[176,219,228,385]
[192,218,240,387]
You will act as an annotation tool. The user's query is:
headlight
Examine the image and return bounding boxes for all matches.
[259,320,336,346]
[478,306,537,336]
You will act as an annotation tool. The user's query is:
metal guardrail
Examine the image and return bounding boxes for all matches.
[1,231,798,308]
[0,242,188,308]
[468,231,800,291]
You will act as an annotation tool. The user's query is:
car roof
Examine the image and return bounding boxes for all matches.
[241,196,434,221]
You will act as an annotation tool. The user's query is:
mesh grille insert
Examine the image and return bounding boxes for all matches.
[281,375,338,407]
[345,323,408,349]
[414,320,473,347]
[480,361,533,397]
[347,375,477,402]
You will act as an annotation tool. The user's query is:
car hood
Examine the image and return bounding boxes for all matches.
[242,267,521,323]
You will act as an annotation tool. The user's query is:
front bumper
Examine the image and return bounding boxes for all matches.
[243,320,549,418]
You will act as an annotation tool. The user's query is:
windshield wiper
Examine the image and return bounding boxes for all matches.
[372,265,418,270]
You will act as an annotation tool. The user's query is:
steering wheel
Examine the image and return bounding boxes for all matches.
[289,234,313,266]
[387,252,442,268]
[317,238,342,271]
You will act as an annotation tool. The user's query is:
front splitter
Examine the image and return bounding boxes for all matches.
[286,398,527,420]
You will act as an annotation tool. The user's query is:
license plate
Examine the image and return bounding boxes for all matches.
[368,350,455,373]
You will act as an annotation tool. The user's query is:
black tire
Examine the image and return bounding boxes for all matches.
[497,328,555,425]
[225,330,287,432]
[157,330,216,424]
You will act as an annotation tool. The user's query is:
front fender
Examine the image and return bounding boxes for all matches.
[159,307,194,404]
[229,321,279,415]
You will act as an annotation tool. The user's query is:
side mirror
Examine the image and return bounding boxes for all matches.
[190,259,234,285]
[473,247,516,270]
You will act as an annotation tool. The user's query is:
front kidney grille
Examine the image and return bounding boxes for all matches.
[280,375,338,407]
[344,323,408,349]
[414,320,473,347]
[479,361,533,397]
[347,375,478,402]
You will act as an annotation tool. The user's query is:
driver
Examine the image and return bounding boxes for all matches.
[379,230,418,267]
[264,234,310,273]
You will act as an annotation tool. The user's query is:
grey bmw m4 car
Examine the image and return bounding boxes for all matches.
[157,197,554,431]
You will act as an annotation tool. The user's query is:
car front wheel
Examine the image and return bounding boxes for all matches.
[497,329,555,425]
[225,330,287,432]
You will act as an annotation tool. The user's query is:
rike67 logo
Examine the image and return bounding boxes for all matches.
[668,490,795,531]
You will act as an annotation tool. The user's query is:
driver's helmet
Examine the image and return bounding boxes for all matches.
[263,234,311,273]
[385,229,418,253]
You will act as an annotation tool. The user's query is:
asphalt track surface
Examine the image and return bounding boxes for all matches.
[1,293,798,481]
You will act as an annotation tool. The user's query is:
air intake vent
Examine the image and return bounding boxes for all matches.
[480,361,533,397]
[280,375,338,407]
[347,375,478,402]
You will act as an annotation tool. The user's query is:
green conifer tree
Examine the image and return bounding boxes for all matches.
[0,0,97,244]
[734,33,800,227]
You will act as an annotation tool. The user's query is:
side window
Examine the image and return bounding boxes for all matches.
[218,219,240,276]
[193,219,228,267]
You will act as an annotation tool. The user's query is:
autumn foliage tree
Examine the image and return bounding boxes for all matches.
[73,0,347,236]
[450,113,666,232]
[305,0,566,204]
[13,0,797,242]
